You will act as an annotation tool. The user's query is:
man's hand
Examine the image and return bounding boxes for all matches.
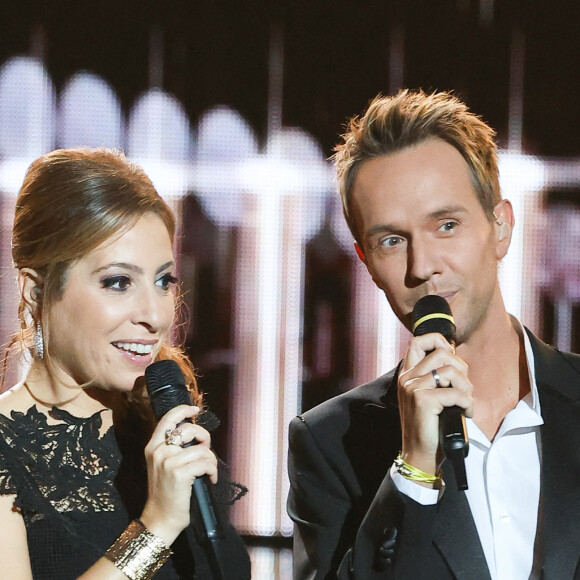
[397,332,474,481]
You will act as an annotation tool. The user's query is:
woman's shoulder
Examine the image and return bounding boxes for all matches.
[0,384,50,446]
[0,384,35,497]
[0,383,33,418]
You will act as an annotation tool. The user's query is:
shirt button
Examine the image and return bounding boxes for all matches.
[500,513,510,523]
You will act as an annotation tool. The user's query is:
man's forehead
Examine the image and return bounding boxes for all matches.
[350,143,484,240]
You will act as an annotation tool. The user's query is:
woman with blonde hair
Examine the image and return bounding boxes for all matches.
[0,148,249,579]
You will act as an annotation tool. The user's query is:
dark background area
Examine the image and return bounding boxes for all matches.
[2,0,580,158]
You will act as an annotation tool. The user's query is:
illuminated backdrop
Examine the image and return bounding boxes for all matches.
[0,51,579,578]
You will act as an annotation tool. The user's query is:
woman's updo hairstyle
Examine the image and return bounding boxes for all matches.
[9,147,199,402]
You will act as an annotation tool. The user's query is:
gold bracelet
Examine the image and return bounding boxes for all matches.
[394,452,442,484]
[105,519,171,580]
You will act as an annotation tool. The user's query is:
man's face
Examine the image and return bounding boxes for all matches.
[352,138,506,344]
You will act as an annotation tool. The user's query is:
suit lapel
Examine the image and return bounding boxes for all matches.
[353,333,580,579]
[376,365,492,579]
[431,460,491,580]
[529,332,580,578]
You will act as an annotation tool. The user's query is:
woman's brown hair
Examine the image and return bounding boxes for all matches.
[8,147,200,405]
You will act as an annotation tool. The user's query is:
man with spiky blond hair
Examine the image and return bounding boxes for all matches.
[288,90,580,579]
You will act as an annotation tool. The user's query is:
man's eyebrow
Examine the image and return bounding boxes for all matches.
[365,204,474,238]
[366,223,402,238]
[427,204,468,219]
[364,205,469,239]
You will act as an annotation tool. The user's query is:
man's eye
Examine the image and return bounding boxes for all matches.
[157,273,178,290]
[101,276,131,291]
[380,236,402,248]
[440,221,458,232]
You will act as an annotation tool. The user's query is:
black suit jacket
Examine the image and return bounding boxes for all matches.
[288,330,580,579]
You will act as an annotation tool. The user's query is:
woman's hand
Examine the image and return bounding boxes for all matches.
[140,405,218,546]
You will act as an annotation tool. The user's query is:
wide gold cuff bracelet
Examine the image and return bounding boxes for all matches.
[105,519,171,580]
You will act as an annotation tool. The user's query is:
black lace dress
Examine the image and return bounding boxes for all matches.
[0,405,249,579]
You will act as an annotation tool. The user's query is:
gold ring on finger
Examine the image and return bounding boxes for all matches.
[165,428,183,447]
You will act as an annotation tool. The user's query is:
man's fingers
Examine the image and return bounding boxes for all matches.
[403,365,471,395]
[403,333,455,370]
[411,385,473,416]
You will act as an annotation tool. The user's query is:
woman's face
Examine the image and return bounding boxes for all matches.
[46,212,177,392]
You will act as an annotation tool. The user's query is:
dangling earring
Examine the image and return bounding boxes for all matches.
[35,321,44,360]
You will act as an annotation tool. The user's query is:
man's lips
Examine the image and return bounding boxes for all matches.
[436,291,458,303]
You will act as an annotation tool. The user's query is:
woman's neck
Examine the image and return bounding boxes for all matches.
[23,361,119,416]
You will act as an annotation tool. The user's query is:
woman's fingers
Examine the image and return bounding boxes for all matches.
[147,405,212,449]
[145,404,217,483]
[162,422,212,449]
[141,405,220,543]
[160,445,219,484]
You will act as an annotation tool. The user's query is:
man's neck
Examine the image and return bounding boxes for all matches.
[457,309,530,441]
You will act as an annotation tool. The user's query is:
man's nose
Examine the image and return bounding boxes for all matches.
[406,237,442,283]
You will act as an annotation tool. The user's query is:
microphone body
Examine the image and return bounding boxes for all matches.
[145,360,225,579]
[412,295,469,491]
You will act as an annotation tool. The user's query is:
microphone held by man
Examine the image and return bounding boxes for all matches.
[412,294,469,491]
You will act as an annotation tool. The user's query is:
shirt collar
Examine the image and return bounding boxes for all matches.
[514,316,541,416]
[466,316,543,445]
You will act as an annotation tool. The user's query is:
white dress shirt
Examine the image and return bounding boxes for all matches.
[392,323,543,579]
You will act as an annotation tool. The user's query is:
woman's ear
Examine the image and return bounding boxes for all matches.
[18,268,44,319]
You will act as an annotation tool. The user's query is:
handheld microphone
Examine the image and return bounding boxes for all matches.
[412,295,469,491]
[145,359,225,580]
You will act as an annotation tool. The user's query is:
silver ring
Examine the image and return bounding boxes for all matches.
[165,428,183,446]
[431,369,441,388]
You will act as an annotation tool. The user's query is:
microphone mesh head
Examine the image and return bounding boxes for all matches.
[145,359,192,419]
[412,295,456,345]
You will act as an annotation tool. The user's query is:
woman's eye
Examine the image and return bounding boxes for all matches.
[157,273,178,291]
[101,276,131,291]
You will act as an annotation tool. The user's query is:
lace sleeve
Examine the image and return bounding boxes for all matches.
[0,414,20,496]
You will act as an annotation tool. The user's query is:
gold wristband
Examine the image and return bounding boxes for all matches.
[394,452,442,484]
[105,519,171,580]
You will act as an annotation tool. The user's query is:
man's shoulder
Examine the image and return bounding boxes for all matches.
[292,367,399,436]
[289,369,403,483]
[526,328,580,367]
[526,328,580,400]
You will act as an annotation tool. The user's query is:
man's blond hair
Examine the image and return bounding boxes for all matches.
[332,89,501,243]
